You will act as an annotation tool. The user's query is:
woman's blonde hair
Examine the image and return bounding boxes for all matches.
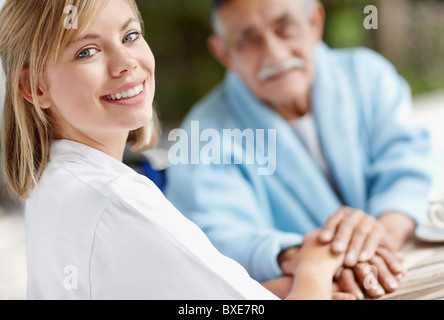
[0,0,159,200]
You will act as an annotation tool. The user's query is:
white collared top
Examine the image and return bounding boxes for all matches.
[25,139,278,300]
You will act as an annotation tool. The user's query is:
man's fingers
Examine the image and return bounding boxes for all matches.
[332,292,357,300]
[319,207,349,243]
[359,224,385,262]
[332,282,341,293]
[331,210,363,253]
[376,247,405,275]
[368,255,399,293]
[395,251,406,261]
[344,216,375,267]
[354,262,385,298]
[336,268,365,300]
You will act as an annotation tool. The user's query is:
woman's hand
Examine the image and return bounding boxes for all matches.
[285,229,347,300]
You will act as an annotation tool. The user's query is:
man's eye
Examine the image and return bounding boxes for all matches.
[76,48,98,59]
[239,35,261,47]
[123,31,141,43]
[243,37,255,44]
[279,24,298,36]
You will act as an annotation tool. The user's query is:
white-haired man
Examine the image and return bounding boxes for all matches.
[166,0,433,299]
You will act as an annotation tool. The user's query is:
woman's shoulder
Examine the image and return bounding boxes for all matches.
[49,157,169,222]
[40,140,148,199]
[38,160,125,200]
[26,154,164,242]
[27,153,161,229]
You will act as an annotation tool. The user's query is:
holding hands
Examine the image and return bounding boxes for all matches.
[277,207,415,299]
[317,206,413,299]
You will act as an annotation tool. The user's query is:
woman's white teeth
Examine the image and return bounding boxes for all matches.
[106,84,144,101]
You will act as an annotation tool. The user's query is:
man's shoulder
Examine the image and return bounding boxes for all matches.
[327,45,397,78]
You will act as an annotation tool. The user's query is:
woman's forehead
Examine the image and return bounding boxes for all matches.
[62,0,141,46]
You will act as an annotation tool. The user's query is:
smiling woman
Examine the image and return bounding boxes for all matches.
[42,7,155,160]
[0,0,346,300]
[0,0,158,199]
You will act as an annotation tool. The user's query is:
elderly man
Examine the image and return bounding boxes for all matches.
[166,0,433,299]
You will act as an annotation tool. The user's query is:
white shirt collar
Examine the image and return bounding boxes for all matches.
[50,139,135,175]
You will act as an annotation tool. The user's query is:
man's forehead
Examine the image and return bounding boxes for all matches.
[217,0,303,32]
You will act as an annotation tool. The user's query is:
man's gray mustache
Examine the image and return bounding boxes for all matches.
[258,57,306,82]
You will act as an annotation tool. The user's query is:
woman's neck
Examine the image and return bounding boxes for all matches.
[60,130,129,162]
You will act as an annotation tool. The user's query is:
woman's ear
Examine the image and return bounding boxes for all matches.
[18,68,51,109]
[208,34,232,70]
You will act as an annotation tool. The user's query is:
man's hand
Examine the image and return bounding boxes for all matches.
[318,207,390,267]
[278,208,415,299]
[334,247,406,299]
[332,283,357,300]
[278,246,300,276]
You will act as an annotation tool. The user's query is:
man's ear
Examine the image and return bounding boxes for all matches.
[18,69,51,109]
[208,34,232,70]
[310,2,326,43]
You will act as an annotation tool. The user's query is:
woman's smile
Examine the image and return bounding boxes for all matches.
[101,78,147,106]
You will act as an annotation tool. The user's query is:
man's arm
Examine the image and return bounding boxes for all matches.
[319,49,432,260]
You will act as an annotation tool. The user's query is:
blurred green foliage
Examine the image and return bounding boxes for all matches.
[137,0,219,125]
[323,0,444,97]
[137,0,444,125]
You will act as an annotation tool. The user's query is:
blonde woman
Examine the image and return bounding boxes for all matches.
[0,0,346,300]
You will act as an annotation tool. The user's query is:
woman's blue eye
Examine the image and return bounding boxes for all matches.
[123,32,141,43]
[75,32,140,59]
[76,48,98,59]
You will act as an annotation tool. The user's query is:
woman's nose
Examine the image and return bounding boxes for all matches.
[108,46,138,77]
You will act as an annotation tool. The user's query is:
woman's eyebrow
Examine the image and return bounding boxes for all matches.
[121,17,140,31]
[69,18,140,46]
[69,33,100,47]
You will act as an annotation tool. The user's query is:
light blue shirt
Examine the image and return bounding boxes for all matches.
[165,43,434,282]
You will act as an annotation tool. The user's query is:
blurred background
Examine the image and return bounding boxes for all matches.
[1,0,444,299]
[139,0,444,126]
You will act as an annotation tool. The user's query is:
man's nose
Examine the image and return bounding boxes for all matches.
[262,33,290,65]
[108,46,138,77]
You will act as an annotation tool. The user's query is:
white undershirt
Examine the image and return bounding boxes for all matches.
[290,113,335,187]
